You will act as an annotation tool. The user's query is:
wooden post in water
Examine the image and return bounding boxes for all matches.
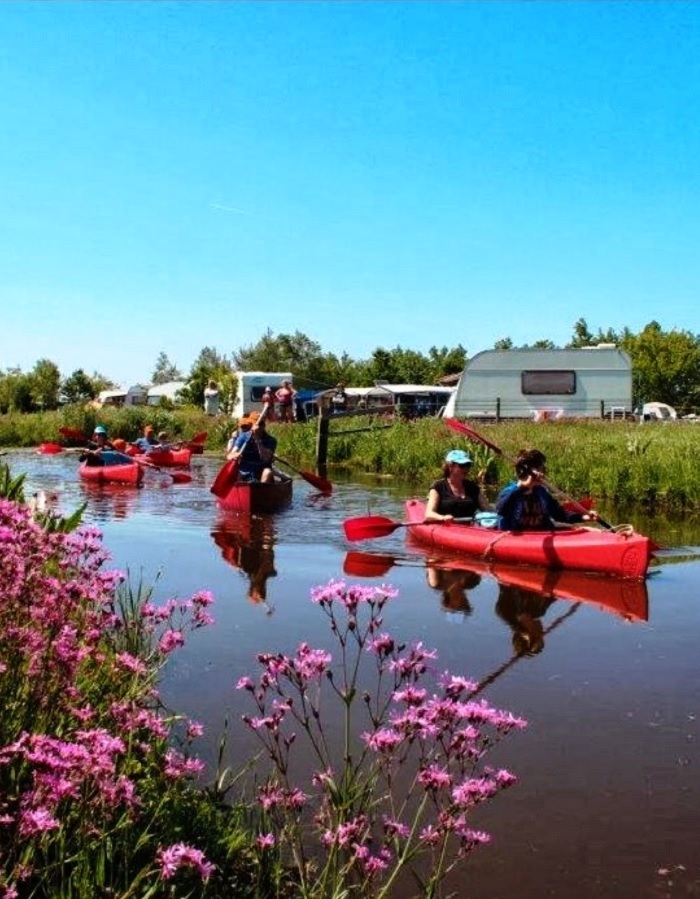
[316,414,329,478]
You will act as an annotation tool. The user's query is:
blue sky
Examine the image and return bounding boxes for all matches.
[2,2,699,389]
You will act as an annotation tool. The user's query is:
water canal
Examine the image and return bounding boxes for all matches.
[8,448,700,898]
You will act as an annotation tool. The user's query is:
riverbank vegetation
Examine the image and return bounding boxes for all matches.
[3,409,700,512]
[1,467,524,897]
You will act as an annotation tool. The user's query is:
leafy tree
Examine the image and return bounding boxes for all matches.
[620,322,700,411]
[61,369,98,405]
[0,369,33,413]
[180,347,236,412]
[151,352,182,385]
[30,359,61,411]
[493,337,514,350]
[427,344,468,380]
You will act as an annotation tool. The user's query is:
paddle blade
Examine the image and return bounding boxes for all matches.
[189,431,207,445]
[59,426,87,442]
[169,471,193,484]
[210,459,239,498]
[343,515,405,541]
[343,551,395,577]
[443,418,503,455]
[300,470,333,494]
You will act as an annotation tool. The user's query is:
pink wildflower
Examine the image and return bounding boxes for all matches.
[156,842,215,881]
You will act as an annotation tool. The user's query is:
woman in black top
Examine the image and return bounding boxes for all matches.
[424,449,488,522]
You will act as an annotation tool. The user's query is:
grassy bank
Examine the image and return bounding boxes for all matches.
[272,417,700,512]
[4,411,700,511]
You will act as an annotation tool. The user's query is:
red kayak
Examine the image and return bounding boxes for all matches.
[217,478,292,514]
[79,451,144,486]
[128,447,192,467]
[404,499,653,580]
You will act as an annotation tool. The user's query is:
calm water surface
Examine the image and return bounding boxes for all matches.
[9,449,700,899]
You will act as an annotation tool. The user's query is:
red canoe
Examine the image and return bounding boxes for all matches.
[404,499,653,580]
[217,478,292,514]
[79,452,144,486]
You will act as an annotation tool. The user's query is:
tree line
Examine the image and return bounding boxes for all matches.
[2,320,699,414]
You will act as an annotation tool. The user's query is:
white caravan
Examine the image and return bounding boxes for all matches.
[443,346,633,420]
[232,372,293,419]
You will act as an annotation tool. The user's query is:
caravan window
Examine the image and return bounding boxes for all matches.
[521,370,576,396]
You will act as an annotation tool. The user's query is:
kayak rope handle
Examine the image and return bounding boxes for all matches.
[612,524,635,537]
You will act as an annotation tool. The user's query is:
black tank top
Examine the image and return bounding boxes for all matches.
[429,478,481,518]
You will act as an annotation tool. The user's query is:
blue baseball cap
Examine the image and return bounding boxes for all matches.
[94,425,108,435]
[445,449,472,465]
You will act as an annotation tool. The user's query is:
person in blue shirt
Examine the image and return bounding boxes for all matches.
[496,448,598,531]
[133,424,158,453]
[228,414,277,483]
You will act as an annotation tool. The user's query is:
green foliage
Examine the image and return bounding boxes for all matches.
[61,368,99,405]
[0,462,26,502]
[151,351,183,385]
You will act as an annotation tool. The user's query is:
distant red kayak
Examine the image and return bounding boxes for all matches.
[37,442,64,455]
[404,499,652,580]
[128,447,192,467]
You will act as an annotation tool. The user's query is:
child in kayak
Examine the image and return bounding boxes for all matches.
[496,448,598,531]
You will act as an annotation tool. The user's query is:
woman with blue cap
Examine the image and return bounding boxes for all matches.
[424,449,489,523]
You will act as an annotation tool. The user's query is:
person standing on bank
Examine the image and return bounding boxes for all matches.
[227,414,278,483]
[496,448,599,531]
[275,380,297,423]
[261,386,277,422]
[203,380,220,416]
[330,382,348,415]
[424,449,489,522]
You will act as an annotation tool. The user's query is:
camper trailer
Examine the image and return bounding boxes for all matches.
[231,372,294,419]
[96,386,147,408]
[443,346,633,420]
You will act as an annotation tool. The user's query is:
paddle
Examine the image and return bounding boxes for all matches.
[343,514,473,542]
[443,418,615,530]
[189,431,207,444]
[274,456,333,494]
[59,426,88,442]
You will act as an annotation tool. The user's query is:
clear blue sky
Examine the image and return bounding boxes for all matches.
[2,2,699,389]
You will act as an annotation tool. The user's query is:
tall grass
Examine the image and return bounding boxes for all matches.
[271,418,700,511]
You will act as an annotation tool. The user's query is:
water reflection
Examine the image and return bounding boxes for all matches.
[211,515,278,614]
[78,482,141,520]
[426,565,481,620]
[344,549,649,638]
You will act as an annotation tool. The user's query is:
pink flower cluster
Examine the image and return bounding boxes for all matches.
[239,579,527,893]
[0,499,216,893]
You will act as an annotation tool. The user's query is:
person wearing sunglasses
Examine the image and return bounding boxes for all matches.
[424,449,489,523]
[496,448,599,531]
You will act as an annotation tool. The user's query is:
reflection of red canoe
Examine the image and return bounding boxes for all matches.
[404,499,652,580]
[343,550,648,623]
[79,452,143,486]
[217,478,292,514]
